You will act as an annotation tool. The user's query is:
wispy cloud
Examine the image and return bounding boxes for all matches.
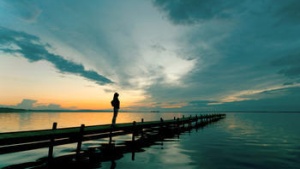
[215,87,300,111]
[0,26,112,85]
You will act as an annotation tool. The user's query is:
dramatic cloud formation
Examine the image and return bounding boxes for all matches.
[1,0,300,111]
[0,27,112,85]
[148,0,300,110]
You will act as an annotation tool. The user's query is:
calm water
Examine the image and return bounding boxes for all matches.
[0,112,299,169]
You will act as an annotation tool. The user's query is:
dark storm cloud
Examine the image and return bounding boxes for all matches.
[0,27,112,85]
[149,0,300,110]
[275,0,300,24]
[271,53,300,78]
[153,0,300,25]
[152,0,241,24]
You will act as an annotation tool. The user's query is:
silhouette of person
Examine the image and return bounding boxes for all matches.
[111,92,120,126]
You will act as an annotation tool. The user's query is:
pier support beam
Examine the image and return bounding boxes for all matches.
[48,122,57,162]
[141,118,144,139]
[131,121,136,161]
[76,124,85,161]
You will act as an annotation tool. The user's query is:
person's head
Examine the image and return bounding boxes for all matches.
[114,92,119,98]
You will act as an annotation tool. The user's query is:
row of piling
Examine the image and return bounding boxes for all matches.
[0,114,226,164]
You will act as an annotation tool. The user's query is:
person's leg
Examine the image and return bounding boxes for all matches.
[112,108,118,125]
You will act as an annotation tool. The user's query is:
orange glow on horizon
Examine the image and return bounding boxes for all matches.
[1,96,144,110]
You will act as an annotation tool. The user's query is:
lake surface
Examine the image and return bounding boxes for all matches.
[0,112,299,169]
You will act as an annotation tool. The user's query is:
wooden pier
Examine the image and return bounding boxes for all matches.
[0,114,225,163]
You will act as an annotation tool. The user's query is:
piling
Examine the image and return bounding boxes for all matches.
[48,122,57,161]
[76,124,85,161]
[0,114,226,159]
[131,121,137,160]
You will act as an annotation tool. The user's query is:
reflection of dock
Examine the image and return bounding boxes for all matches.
[0,114,225,167]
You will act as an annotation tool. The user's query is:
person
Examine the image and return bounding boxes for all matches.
[111,92,120,126]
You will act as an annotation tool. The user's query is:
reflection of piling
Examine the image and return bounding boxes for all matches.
[109,126,113,145]
[131,121,137,160]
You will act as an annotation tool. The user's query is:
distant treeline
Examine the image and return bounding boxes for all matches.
[0,107,27,112]
[0,107,112,113]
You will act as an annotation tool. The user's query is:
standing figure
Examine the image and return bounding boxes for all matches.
[111,92,120,126]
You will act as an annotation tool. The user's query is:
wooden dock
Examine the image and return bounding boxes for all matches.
[0,114,225,161]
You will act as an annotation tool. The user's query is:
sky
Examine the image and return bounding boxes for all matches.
[1,0,300,111]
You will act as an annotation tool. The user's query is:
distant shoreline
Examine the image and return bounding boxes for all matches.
[0,107,110,113]
[0,107,299,113]
[0,107,27,112]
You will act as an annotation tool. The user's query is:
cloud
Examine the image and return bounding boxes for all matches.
[2,1,300,111]
[215,87,300,111]
[15,99,37,109]
[152,0,241,25]
[189,100,219,106]
[275,0,300,24]
[9,99,64,110]
[144,0,300,110]
[0,26,112,85]
[153,0,300,25]
[2,0,42,23]
[271,53,300,78]
[167,86,300,111]
[36,103,63,110]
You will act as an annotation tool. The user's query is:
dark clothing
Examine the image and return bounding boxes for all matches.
[112,108,118,125]
[111,98,120,109]
[111,93,120,125]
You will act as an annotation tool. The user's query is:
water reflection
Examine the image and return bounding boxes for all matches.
[1,113,219,169]
[2,112,298,169]
[0,112,186,132]
[180,113,300,169]
[0,113,21,131]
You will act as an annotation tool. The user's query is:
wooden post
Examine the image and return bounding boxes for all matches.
[182,115,185,128]
[76,124,85,161]
[48,122,57,161]
[160,118,164,131]
[159,118,164,147]
[188,116,192,131]
[132,121,136,143]
[176,117,180,134]
[131,121,136,161]
[141,118,144,139]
